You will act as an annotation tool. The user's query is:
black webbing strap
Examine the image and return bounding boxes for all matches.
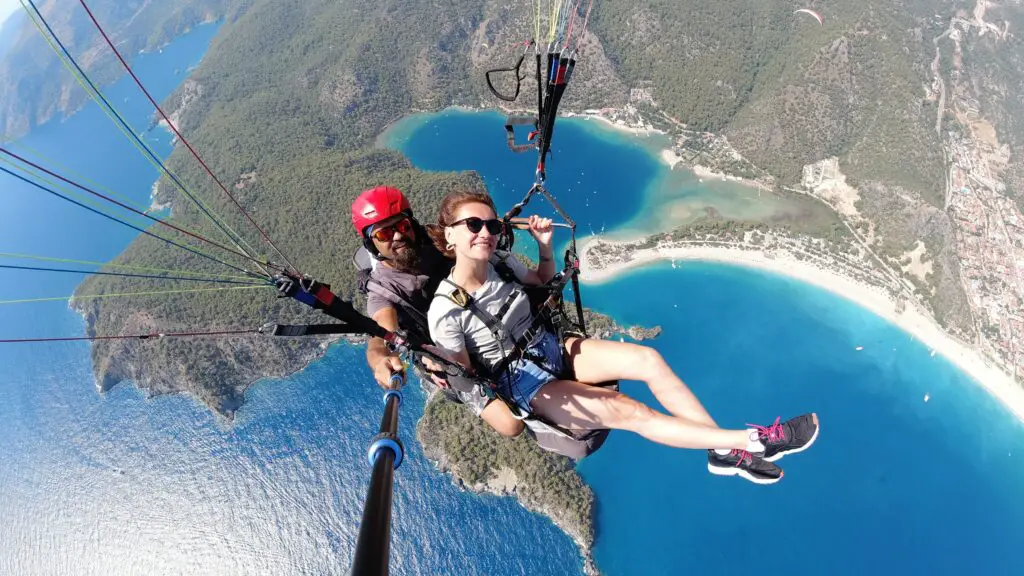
[504,115,539,153]
[535,53,575,175]
[566,249,586,335]
[269,323,367,337]
[485,40,534,102]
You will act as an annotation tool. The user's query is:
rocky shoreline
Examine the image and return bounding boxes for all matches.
[416,391,601,576]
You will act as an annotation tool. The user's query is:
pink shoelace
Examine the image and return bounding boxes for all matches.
[729,450,753,467]
[747,416,785,444]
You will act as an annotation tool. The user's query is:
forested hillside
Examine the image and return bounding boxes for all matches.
[962,4,1024,212]
[60,0,1024,404]
[0,0,250,138]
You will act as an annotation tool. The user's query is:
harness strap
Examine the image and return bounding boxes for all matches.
[487,298,559,380]
[438,278,522,352]
[267,323,366,336]
[504,115,539,153]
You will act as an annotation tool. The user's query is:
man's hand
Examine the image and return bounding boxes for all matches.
[421,355,450,389]
[372,354,404,389]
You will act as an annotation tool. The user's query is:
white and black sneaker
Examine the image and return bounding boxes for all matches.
[750,413,820,462]
[707,449,784,485]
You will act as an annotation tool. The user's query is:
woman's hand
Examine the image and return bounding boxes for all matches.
[527,214,554,248]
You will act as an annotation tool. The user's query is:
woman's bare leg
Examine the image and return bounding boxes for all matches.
[564,337,717,427]
[480,400,525,438]
[530,379,749,450]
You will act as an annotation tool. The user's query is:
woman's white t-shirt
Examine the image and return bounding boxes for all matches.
[427,252,539,368]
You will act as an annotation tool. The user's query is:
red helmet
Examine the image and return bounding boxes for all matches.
[351,186,412,236]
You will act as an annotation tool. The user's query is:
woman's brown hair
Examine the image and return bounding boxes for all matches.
[426,191,498,258]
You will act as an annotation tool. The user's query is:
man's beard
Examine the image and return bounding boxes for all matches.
[390,239,423,272]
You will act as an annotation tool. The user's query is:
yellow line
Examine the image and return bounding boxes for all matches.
[17,0,265,261]
[0,284,271,306]
[0,251,256,281]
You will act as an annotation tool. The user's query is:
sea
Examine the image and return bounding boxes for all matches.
[0,24,1022,576]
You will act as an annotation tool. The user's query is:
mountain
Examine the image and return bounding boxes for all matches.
[63,0,1024,406]
[0,10,26,58]
[0,0,249,139]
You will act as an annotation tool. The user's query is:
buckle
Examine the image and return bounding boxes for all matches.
[446,286,472,308]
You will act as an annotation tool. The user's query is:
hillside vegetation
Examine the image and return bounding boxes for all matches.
[63,0,1024,402]
[0,0,250,139]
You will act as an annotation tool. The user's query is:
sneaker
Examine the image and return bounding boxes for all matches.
[707,449,784,485]
[749,413,820,462]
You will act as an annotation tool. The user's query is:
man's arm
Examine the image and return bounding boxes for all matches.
[367,306,404,389]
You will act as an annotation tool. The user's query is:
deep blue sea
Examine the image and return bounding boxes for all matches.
[385,109,1024,574]
[0,24,581,576]
[2,25,1023,576]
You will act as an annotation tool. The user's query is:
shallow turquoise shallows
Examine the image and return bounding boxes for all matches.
[2,29,1023,575]
[387,108,1024,576]
[0,26,584,575]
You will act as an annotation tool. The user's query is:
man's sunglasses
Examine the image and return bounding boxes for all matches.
[369,217,413,242]
[450,217,504,235]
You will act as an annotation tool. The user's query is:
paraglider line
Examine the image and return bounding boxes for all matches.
[79,0,303,278]
[20,0,269,276]
[0,328,261,344]
[0,264,269,285]
[0,252,257,282]
[0,147,273,276]
[0,165,269,280]
[0,284,272,306]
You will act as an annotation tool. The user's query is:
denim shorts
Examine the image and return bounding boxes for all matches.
[498,330,564,413]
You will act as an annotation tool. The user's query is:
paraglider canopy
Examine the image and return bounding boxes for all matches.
[794,8,824,25]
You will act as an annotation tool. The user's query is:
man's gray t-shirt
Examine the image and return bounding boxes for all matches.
[363,247,450,322]
[365,259,432,319]
[428,252,541,369]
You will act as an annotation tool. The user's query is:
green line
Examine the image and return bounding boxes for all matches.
[549,0,561,43]
[0,252,256,281]
[0,156,262,278]
[0,141,152,214]
[18,0,265,262]
[0,284,272,306]
[0,155,155,229]
[0,158,259,275]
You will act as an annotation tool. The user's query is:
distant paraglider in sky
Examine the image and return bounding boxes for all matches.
[794,8,824,25]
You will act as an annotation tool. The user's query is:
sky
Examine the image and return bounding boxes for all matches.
[0,1,21,26]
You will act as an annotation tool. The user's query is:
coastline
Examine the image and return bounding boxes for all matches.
[690,163,771,191]
[577,112,662,138]
[578,236,1024,423]
[572,110,770,191]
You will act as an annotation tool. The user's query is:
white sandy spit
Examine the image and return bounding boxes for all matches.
[578,237,1024,422]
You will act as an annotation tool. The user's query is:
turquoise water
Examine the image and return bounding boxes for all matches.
[4,25,1024,575]
[0,25,585,575]
[380,109,810,239]
[389,110,1024,574]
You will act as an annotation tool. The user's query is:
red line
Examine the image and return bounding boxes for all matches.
[0,147,270,274]
[0,328,258,344]
[565,2,579,46]
[577,0,596,50]
[78,0,301,276]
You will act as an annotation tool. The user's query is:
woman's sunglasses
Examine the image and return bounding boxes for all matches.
[450,217,504,235]
[369,217,413,243]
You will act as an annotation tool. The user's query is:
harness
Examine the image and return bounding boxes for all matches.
[433,251,596,432]
[346,213,608,455]
[436,253,564,383]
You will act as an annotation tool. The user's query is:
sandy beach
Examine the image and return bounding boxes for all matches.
[578,236,1024,422]
[691,164,771,191]
[582,113,661,138]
